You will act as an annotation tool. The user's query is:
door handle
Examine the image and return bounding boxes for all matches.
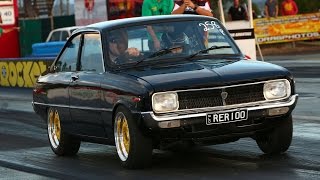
[71,75,79,81]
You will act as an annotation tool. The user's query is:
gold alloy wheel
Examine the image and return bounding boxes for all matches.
[48,109,61,149]
[114,112,130,161]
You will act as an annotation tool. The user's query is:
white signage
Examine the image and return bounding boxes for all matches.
[0,6,15,25]
[0,0,13,5]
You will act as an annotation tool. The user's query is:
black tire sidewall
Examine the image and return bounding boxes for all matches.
[47,107,80,156]
[256,115,293,154]
[115,106,153,169]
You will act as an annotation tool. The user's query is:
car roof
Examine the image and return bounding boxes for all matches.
[74,15,217,33]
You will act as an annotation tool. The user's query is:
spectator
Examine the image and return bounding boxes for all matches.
[252,9,258,19]
[172,0,213,17]
[142,0,174,51]
[281,0,298,16]
[228,0,248,21]
[142,0,174,16]
[264,0,279,19]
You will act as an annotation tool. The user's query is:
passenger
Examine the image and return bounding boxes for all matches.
[108,30,140,64]
[172,0,213,17]
[162,28,190,54]
[142,0,174,51]
[228,0,248,21]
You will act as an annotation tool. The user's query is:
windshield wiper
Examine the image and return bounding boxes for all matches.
[187,45,232,60]
[134,46,184,66]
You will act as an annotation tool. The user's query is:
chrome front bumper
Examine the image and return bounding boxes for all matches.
[141,94,298,122]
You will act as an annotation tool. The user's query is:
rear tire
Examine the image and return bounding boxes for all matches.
[47,107,80,156]
[114,106,153,169]
[256,115,293,154]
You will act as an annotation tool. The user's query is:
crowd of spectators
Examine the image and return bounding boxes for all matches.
[227,0,300,21]
[264,0,299,19]
[226,0,300,22]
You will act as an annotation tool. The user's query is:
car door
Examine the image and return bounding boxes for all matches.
[69,33,106,137]
[47,34,81,133]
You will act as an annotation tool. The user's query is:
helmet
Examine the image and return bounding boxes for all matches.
[162,31,189,48]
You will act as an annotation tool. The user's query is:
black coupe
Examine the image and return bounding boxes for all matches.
[32,15,298,169]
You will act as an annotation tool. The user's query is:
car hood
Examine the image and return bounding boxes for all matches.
[123,60,291,92]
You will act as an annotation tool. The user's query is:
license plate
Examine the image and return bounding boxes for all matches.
[206,109,248,125]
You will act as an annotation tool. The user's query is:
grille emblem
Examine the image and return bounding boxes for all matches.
[221,92,228,100]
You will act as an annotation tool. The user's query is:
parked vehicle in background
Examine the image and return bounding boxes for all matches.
[32,15,298,169]
[31,26,81,57]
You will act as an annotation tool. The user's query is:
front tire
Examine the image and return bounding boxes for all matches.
[256,115,293,154]
[47,107,80,156]
[114,106,153,169]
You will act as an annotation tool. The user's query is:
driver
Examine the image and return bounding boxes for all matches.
[108,29,140,64]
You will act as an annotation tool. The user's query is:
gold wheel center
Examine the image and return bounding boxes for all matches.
[54,111,61,141]
[122,120,130,153]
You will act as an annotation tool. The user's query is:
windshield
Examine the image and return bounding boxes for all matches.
[107,19,240,66]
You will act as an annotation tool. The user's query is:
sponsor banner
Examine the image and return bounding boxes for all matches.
[254,13,320,44]
[0,59,54,88]
[228,28,255,40]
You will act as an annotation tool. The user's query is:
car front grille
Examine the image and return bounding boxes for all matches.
[178,83,265,110]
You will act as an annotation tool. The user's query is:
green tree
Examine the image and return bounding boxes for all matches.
[294,0,320,14]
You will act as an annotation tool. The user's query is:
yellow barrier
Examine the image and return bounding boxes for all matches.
[0,59,54,88]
